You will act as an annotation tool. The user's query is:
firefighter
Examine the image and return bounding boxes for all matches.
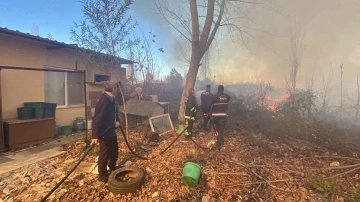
[201,85,213,131]
[211,85,231,150]
[184,88,197,140]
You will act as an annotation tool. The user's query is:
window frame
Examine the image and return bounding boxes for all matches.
[44,66,85,109]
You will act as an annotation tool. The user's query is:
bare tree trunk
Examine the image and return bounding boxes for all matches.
[178,0,225,121]
[178,50,201,120]
[322,69,332,116]
[340,64,344,110]
[288,19,306,118]
[356,73,359,122]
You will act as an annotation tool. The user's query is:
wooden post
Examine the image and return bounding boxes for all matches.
[117,82,129,140]
[83,70,88,143]
[0,68,4,152]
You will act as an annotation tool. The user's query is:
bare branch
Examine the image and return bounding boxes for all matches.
[155,0,192,42]
[221,23,279,56]
[199,0,216,53]
[190,0,200,43]
[204,0,226,55]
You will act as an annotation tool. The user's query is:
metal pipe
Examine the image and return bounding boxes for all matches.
[75,45,78,70]
[0,66,84,73]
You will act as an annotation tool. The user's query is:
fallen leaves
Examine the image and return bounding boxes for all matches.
[0,125,359,201]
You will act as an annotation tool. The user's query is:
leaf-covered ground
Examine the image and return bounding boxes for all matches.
[1,124,360,202]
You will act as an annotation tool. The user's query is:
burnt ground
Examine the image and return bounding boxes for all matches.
[1,120,360,202]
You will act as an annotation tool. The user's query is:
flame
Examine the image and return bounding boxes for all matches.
[266,93,290,113]
[240,92,290,118]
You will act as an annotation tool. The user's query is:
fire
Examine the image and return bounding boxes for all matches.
[266,93,290,113]
[240,91,290,117]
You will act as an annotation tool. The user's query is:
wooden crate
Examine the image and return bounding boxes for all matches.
[3,118,55,150]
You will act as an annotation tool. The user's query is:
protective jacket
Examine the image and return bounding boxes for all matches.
[200,90,214,113]
[211,92,231,116]
[185,94,197,119]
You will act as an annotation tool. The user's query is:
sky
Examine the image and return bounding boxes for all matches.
[0,0,171,73]
[0,0,83,43]
[1,0,360,106]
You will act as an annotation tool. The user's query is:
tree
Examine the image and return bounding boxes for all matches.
[71,0,138,139]
[30,24,53,40]
[47,33,53,40]
[129,31,164,94]
[287,19,306,97]
[355,73,359,122]
[200,49,211,80]
[31,24,40,36]
[156,0,275,120]
[71,0,138,65]
[165,68,184,88]
[340,63,344,110]
[282,18,306,118]
[159,0,226,120]
[321,67,333,116]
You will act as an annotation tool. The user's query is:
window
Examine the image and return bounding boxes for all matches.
[94,74,110,82]
[44,67,84,107]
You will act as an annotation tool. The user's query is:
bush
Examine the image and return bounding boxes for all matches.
[226,84,360,155]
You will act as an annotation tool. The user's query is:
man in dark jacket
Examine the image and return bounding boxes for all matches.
[91,81,120,182]
[201,85,213,131]
[211,85,231,150]
[184,88,197,140]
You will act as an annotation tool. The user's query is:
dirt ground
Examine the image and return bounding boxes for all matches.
[1,121,360,202]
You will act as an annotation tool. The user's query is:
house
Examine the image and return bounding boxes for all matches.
[0,27,133,150]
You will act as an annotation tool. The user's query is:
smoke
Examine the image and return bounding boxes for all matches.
[210,0,360,105]
[132,0,360,105]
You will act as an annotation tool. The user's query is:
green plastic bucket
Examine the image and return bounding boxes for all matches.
[176,124,185,134]
[61,126,73,136]
[17,107,34,120]
[181,162,201,187]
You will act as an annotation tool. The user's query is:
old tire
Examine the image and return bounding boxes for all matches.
[108,167,146,194]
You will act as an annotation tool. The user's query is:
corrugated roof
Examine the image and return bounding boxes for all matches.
[0,27,134,65]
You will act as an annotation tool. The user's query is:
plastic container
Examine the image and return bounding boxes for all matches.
[73,117,85,132]
[150,95,159,102]
[43,103,53,118]
[24,102,45,119]
[49,103,57,117]
[17,107,34,120]
[176,124,185,134]
[61,126,73,136]
[87,120,92,130]
[54,125,61,136]
[181,162,201,187]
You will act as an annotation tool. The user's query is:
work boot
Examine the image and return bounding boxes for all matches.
[215,141,223,151]
[98,175,108,183]
[108,169,115,175]
[98,172,109,183]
